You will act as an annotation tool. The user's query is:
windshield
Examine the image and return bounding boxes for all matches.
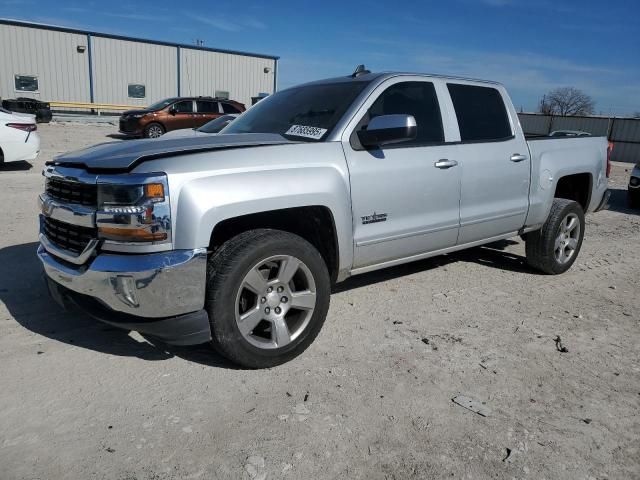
[198,115,237,133]
[221,81,369,141]
[147,98,178,110]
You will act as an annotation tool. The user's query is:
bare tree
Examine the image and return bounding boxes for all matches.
[539,87,595,116]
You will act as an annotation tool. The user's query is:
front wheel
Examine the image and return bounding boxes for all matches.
[144,122,165,138]
[206,229,330,368]
[525,198,585,274]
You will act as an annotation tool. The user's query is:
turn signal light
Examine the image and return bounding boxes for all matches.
[98,226,167,242]
[144,183,165,201]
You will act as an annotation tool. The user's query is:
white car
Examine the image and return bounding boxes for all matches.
[162,114,239,139]
[549,130,591,137]
[0,107,40,164]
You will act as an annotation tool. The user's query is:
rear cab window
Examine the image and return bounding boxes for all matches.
[447,84,512,142]
[222,103,241,114]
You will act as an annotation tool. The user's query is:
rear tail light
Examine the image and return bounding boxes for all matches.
[6,123,37,132]
[606,141,613,178]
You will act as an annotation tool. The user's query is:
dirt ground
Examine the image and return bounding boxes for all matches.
[1,122,638,480]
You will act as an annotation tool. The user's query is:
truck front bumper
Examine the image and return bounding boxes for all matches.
[38,245,212,346]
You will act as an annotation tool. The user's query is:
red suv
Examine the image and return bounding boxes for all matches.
[119,97,245,138]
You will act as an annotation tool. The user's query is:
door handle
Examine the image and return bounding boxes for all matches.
[510,153,527,162]
[434,159,458,169]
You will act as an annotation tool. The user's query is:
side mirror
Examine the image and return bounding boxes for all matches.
[168,106,177,115]
[357,114,417,148]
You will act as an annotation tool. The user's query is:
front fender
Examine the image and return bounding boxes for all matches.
[156,144,354,278]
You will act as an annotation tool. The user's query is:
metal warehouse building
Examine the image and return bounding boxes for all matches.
[0,19,278,111]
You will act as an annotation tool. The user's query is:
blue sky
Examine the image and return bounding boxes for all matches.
[2,0,639,115]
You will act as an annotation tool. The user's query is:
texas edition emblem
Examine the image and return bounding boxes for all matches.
[361,212,388,225]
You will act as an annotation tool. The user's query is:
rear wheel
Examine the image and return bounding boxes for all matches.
[525,198,585,274]
[144,122,164,138]
[206,229,330,368]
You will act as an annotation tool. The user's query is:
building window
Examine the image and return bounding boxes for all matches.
[128,84,146,99]
[15,75,38,92]
[215,90,230,100]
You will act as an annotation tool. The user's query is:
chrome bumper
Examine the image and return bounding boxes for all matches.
[38,245,208,318]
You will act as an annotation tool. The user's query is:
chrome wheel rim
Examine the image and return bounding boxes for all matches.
[147,125,163,138]
[235,255,316,349]
[554,213,580,264]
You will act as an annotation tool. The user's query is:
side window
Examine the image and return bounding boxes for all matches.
[196,100,218,113]
[447,84,512,142]
[365,81,444,146]
[15,74,38,92]
[128,84,146,98]
[173,100,193,113]
[222,102,241,114]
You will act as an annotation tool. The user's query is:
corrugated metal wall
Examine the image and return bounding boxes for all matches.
[520,113,640,164]
[91,36,177,106]
[0,20,276,110]
[180,48,276,107]
[0,23,91,102]
[550,116,611,136]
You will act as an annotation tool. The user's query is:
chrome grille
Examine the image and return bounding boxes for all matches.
[43,217,97,254]
[46,178,97,207]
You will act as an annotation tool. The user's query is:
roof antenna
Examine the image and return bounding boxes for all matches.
[351,64,371,78]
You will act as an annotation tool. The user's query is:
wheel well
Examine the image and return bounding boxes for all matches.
[145,122,165,132]
[554,173,592,211]
[210,206,339,283]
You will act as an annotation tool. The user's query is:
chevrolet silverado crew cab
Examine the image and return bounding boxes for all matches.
[38,68,610,368]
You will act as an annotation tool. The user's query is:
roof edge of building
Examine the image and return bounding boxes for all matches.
[0,18,280,61]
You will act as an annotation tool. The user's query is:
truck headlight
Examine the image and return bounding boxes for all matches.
[96,173,171,244]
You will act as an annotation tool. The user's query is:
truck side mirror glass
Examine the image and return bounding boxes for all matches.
[357,114,417,148]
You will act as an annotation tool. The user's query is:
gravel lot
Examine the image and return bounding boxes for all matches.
[1,122,639,480]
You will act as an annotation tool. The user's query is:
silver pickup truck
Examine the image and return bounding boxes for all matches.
[38,69,610,367]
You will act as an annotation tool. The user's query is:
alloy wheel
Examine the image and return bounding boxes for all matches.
[554,212,580,264]
[234,255,317,349]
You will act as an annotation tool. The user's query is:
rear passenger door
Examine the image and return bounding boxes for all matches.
[195,100,221,127]
[447,83,530,244]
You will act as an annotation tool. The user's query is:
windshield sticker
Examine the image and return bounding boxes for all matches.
[285,125,327,140]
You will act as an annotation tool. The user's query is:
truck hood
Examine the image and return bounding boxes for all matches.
[48,133,293,172]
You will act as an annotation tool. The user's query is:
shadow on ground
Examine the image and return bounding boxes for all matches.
[334,238,536,293]
[2,239,533,364]
[608,187,639,216]
[0,160,33,171]
[0,242,236,368]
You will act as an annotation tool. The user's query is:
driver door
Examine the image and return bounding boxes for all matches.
[169,100,196,129]
[342,78,462,270]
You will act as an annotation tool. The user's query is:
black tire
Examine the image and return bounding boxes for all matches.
[144,122,165,138]
[628,190,640,209]
[206,229,330,368]
[525,198,585,274]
